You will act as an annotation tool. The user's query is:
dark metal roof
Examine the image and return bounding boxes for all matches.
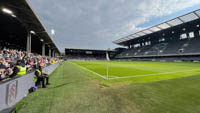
[0,0,60,53]
[113,9,200,45]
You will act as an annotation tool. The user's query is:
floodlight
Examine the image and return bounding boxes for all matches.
[2,8,13,14]
[51,29,55,35]
[30,30,36,34]
[11,14,16,18]
[40,39,44,42]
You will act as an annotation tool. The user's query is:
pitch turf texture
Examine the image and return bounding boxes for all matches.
[16,61,200,113]
[70,60,200,83]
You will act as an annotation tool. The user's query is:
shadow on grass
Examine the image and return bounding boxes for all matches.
[49,82,73,89]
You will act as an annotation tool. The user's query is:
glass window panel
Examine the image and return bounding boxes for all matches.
[142,29,153,34]
[149,27,161,32]
[121,38,127,41]
[179,13,198,22]
[157,23,171,29]
[180,33,187,40]
[132,34,139,37]
[136,32,146,36]
[189,32,194,38]
[127,36,134,39]
[199,30,200,36]
[195,10,200,17]
[167,19,183,26]
[135,33,142,37]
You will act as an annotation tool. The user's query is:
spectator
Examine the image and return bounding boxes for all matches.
[10,60,26,78]
[0,58,7,80]
[0,47,58,82]
[34,66,46,88]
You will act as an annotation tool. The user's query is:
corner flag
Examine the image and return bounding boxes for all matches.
[106,51,110,61]
[106,49,110,80]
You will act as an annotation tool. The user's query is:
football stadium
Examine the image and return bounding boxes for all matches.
[1,0,200,113]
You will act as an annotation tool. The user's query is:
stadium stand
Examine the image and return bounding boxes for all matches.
[0,0,61,112]
[0,48,58,81]
[65,48,116,60]
[0,0,60,81]
[113,9,200,61]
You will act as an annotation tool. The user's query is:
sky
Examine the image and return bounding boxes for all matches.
[28,0,200,52]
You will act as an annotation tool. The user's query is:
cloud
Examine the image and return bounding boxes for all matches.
[28,0,200,52]
[120,0,200,36]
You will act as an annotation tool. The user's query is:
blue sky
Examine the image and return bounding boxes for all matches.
[27,0,200,52]
[139,4,200,28]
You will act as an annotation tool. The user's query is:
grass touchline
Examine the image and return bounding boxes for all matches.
[71,60,200,83]
[69,61,107,79]
[109,68,200,80]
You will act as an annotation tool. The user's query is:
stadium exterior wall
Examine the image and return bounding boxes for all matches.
[0,63,60,112]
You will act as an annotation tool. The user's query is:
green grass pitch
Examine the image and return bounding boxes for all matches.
[16,61,200,113]
[70,60,200,83]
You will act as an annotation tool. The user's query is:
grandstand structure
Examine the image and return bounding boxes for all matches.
[113,9,200,61]
[65,48,116,60]
[0,0,60,57]
[0,1,61,112]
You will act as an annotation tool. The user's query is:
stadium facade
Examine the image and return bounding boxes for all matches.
[113,9,200,61]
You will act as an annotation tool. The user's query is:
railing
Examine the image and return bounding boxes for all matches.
[0,63,60,112]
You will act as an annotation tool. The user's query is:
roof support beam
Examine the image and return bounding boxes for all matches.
[194,12,200,18]
[156,26,163,30]
[164,22,173,27]
[177,17,185,23]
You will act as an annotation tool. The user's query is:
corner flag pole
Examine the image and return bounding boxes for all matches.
[106,49,110,80]
[106,61,108,80]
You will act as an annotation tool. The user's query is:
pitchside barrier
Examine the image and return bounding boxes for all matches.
[0,63,60,112]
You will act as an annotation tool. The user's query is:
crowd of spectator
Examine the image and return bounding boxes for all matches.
[0,48,57,82]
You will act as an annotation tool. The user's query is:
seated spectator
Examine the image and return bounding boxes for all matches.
[10,60,26,78]
[0,58,6,80]
[0,67,6,81]
[0,47,58,82]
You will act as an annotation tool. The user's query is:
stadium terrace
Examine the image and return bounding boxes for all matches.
[113,9,200,62]
[0,0,60,112]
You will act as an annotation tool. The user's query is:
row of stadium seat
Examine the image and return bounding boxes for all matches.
[116,38,200,58]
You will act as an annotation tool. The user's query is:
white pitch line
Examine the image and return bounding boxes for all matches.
[109,68,200,80]
[69,61,107,80]
[105,76,119,79]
